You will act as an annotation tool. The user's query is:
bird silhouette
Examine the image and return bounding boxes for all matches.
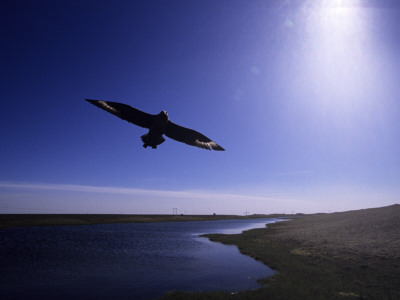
[86,99,225,151]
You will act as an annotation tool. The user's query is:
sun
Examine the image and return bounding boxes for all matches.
[297,0,374,116]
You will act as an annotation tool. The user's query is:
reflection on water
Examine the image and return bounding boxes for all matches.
[0,218,278,300]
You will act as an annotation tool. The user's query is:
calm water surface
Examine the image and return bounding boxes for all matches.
[0,218,279,300]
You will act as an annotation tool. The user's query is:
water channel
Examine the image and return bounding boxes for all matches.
[0,218,279,299]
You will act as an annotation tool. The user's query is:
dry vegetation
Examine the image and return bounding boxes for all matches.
[270,205,400,264]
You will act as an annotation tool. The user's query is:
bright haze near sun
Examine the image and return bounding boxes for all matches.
[1,0,399,214]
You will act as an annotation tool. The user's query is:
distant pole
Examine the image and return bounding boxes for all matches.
[173,208,178,215]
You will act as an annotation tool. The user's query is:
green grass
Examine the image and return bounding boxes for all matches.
[160,205,400,300]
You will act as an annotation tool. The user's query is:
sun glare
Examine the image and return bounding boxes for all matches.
[297,0,376,121]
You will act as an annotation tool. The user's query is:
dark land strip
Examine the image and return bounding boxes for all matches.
[0,213,283,229]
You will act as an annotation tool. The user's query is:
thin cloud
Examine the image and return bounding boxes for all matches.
[0,181,279,203]
[276,170,312,176]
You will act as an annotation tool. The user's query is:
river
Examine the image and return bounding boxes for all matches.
[0,218,279,299]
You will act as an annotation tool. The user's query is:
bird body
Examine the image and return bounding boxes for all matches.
[141,111,169,149]
[86,99,225,151]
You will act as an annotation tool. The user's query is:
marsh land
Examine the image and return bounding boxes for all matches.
[164,204,400,299]
[2,205,399,299]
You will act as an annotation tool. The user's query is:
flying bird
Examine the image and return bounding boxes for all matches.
[86,99,225,151]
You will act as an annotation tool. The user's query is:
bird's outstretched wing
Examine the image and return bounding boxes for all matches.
[164,121,225,151]
[86,99,154,129]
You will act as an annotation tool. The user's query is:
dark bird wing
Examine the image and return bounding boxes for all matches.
[164,121,225,151]
[86,99,154,129]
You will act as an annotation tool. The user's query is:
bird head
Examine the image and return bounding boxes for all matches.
[159,110,169,120]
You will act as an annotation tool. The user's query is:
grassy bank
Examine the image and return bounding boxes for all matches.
[0,213,282,229]
[162,204,400,300]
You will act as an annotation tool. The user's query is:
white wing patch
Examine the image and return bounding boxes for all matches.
[99,101,119,114]
[195,139,224,151]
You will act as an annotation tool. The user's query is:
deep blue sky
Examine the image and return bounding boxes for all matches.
[1,0,399,214]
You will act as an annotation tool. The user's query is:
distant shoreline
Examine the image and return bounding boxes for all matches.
[0,213,289,229]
